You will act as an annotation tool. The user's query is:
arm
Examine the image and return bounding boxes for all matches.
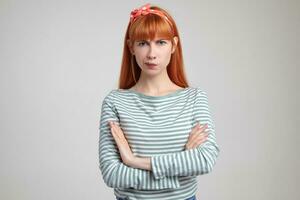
[150,89,221,179]
[98,93,180,189]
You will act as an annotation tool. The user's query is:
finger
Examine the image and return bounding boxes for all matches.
[185,123,208,150]
[189,122,200,133]
[111,126,121,141]
[189,123,202,139]
[112,125,128,145]
[189,122,206,134]
[189,124,208,140]
[194,123,208,134]
[200,124,208,131]
[114,126,126,140]
[191,136,208,149]
[196,136,208,146]
[110,126,117,136]
[109,121,114,127]
[109,121,118,128]
[110,127,117,142]
[111,127,124,149]
[113,121,121,129]
[195,131,208,141]
[111,122,123,135]
[194,124,208,137]
[114,124,123,134]
[197,132,208,140]
[113,127,122,140]
[189,132,208,147]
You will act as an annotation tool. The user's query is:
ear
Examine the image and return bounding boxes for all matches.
[171,36,178,54]
[127,39,135,55]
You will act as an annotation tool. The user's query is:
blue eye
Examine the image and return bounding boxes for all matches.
[137,40,167,46]
[157,40,167,45]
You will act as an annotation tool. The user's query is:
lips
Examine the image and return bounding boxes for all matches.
[145,62,157,67]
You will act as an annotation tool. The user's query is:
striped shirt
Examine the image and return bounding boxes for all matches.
[98,86,220,200]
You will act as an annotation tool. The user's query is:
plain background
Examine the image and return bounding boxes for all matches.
[0,0,299,199]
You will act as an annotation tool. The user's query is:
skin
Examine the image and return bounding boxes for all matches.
[127,36,182,95]
[109,36,209,170]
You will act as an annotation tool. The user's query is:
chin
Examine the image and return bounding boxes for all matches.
[141,68,160,75]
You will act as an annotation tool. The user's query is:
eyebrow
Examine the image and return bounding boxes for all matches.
[136,39,168,42]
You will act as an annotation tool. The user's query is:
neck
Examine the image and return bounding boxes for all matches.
[133,69,176,93]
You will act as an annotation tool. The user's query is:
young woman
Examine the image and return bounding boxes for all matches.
[98,3,220,200]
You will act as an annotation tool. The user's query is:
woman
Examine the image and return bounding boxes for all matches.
[98,3,220,200]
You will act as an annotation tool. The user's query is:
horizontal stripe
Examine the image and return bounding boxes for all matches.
[98,87,220,200]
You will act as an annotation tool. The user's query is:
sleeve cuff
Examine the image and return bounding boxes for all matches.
[151,156,165,179]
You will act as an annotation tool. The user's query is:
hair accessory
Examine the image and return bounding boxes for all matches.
[129,3,172,26]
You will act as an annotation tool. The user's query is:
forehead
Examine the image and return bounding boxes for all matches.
[135,37,170,42]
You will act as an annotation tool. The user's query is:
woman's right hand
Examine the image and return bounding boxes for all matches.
[185,123,209,150]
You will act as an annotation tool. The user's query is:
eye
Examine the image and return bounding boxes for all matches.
[137,41,148,46]
[157,40,167,45]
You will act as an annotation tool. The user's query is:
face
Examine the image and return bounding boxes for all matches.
[127,36,178,75]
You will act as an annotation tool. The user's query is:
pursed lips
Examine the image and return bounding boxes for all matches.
[145,62,157,65]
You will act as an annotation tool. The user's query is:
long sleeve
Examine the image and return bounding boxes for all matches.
[98,92,180,189]
[150,89,220,179]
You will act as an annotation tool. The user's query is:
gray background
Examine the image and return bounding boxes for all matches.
[0,0,299,199]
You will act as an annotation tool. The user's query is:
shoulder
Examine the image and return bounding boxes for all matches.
[192,86,211,105]
[192,86,208,97]
[102,88,130,104]
[101,89,119,104]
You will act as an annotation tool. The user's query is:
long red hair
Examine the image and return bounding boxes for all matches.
[118,4,189,89]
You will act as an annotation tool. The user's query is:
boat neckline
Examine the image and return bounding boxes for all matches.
[121,87,191,99]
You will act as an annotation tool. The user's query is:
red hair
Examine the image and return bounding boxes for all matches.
[118,4,189,89]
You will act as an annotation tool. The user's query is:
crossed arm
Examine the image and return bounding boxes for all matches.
[98,97,180,190]
[98,90,220,189]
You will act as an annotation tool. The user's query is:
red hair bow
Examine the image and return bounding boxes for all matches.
[130,3,151,23]
[129,3,172,26]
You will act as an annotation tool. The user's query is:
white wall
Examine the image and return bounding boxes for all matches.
[0,0,299,199]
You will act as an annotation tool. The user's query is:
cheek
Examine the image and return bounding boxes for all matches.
[133,49,144,59]
[134,53,143,62]
[134,49,149,62]
[161,51,172,63]
[133,54,145,68]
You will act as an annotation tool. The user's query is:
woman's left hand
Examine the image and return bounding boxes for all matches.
[108,121,135,166]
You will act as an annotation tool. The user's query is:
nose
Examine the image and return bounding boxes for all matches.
[147,43,157,60]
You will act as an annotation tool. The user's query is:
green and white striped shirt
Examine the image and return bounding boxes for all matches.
[98,87,220,200]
